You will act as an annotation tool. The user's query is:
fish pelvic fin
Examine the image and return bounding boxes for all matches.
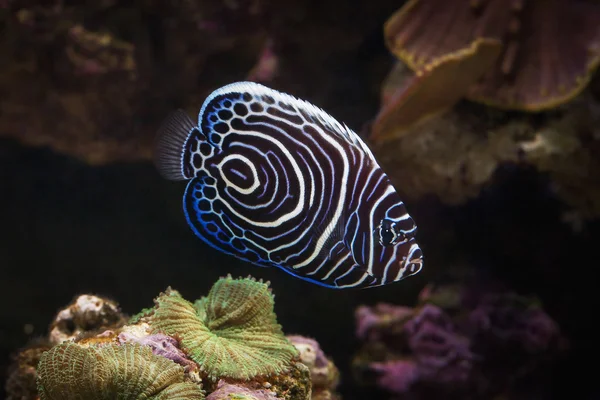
[154,109,198,181]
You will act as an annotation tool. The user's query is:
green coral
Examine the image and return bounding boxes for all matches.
[150,276,299,380]
[36,342,204,399]
[128,306,155,324]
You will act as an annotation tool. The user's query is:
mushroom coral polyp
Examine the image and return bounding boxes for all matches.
[149,276,299,380]
[37,342,204,400]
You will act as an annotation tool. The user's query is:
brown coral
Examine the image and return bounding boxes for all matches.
[372,74,600,217]
[373,0,600,141]
[0,2,269,164]
[372,38,502,141]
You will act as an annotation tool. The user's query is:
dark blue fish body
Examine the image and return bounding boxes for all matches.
[155,82,423,289]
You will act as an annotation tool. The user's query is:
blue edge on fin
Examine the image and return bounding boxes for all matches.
[182,181,342,289]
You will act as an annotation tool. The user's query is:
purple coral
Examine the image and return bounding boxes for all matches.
[287,335,339,391]
[287,335,328,369]
[354,283,565,398]
[206,381,278,400]
[355,303,414,341]
[370,360,420,394]
[118,332,197,371]
[469,294,560,353]
[363,304,475,395]
[404,305,474,384]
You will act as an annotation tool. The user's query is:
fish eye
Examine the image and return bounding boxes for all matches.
[377,219,403,246]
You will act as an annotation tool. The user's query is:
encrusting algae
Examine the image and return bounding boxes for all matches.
[5,275,322,400]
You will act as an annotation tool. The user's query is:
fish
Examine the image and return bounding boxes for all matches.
[154,82,423,289]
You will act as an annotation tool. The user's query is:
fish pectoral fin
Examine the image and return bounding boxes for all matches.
[154,109,200,181]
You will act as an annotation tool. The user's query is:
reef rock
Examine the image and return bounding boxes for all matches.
[48,294,126,345]
[4,275,331,400]
[287,335,340,400]
[372,64,600,219]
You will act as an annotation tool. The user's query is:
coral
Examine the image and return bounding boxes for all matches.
[129,306,155,324]
[403,305,474,384]
[353,282,566,398]
[355,303,414,341]
[36,342,204,399]
[204,363,312,400]
[0,1,270,164]
[5,275,327,400]
[265,362,312,400]
[65,24,136,77]
[48,294,126,344]
[372,80,600,218]
[287,335,340,400]
[369,360,420,394]
[206,381,279,400]
[149,276,299,380]
[5,340,52,400]
[118,332,199,372]
[154,383,206,400]
[373,0,600,140]
[372,38,502,141]
[469,293,561,353]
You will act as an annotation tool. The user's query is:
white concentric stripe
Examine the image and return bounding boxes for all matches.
[293,123,350,268]
[202,81,366,149]
[298,149,316,209]
[228,118,337,256]
[215,130,305,227]
[394,242,421,280]
[320,252,351,280]
[217,154,260,194]
[380,256,394,285]
[349,150,366,203]
[349,166,379,267]
[230,105,337,214]
[227,122,319,214]
[223,126,325,254]
[335,268,370,289]
[381,236,401,284]
[222,142,280,210]
[366,185,397,276]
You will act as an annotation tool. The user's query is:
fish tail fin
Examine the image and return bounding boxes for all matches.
[154,109,196,181]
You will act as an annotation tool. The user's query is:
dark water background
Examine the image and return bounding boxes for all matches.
[2,145,598,400]
[1,2,599,399]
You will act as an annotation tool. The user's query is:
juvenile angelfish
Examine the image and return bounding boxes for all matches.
[154,82,423,289]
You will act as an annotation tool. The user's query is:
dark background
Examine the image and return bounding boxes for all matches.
[1,1,598,399]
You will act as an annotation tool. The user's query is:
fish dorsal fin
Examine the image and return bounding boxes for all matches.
[197,81,371,152]
[154,109,199,181]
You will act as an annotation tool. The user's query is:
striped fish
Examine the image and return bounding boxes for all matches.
[154,82,423,289]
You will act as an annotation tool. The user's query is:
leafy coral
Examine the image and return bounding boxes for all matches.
[36,342,204,399]
[150,276,299,380]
